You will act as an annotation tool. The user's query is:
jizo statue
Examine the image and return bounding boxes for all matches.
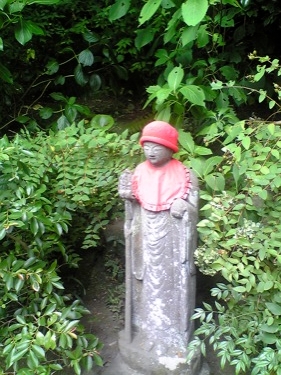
[118,121,200,374]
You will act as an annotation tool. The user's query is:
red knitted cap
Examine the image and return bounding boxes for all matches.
[140,121,179,153]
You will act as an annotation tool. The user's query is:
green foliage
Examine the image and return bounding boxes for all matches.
[0,0,143,129]
[129,0,281,128]
[0,117,141,373]
[183,59,281,374]
[2,0,281,132]
[15,92,95,133]
[0,0,61,119]
[139,0,249,126]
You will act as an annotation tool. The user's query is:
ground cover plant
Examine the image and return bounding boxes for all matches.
[0,117,140,374]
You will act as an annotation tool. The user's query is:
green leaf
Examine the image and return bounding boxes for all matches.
[179,85,205,106]
[25,20,44,36]
[260,331,278,345]
[6,274,14,291]
[9,1,25,12]
[7,347,29,368]
[157,106,171,122]
[254,66,265,82]
[14,20,33,45]
[260,166,270,175]
[31,280,40,292]
[30,217,39,235]
[74,64,88,86]
[265,302,281,315]
[49,92,67,102]
[89,74,102,91]
[189,158,205,179]
[14,278,24,293]
[260,323,280,333]
[109,0,131,21]
[28,349,39,367]
[197,24,209,47]
[139,0,162,25]
[203,156,223,176]
[65,105,77,123]
[31,344,45,358]
[93,352,103,367]
[178,130,195,153]
[220,65,238,81]
[45,59,59,75]
[78,49,94,67]
[135,28,155,49]
[16,315,26,324]
[83,30,99,43]
[181,26,198,46]
[167,66,184,91]
[44,303,56,316]
[90,115,114,130]
[39,107,53,120]
[267,123,275,135]
[0,227,6,240]
[205,173,225,191]
[182,0,208,26]
[0,36,3,51]
[0,62,13,83]
[73,360,81,375]
[162,0,175,9]
[51,281,64,289]
[241,135,251,150]
[28,0,61,4]
[83,355,94,371]
[194,146,212,156]
[0,0,8,10]
[50,364,63,370]
[258,89,266,103]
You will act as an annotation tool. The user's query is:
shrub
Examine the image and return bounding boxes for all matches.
[183,56,281,374]
[0,117,141,374]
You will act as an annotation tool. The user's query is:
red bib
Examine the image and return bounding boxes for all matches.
[132,159,191,211]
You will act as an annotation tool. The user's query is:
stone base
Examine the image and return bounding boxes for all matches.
[118,330,204,375]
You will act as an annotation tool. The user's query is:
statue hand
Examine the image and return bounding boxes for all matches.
[118,169,134,200]
[170,198,188,219]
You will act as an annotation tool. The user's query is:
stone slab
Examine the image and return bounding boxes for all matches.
[96,353,210,375]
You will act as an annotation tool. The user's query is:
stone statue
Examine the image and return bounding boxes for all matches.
[118,121,200,374]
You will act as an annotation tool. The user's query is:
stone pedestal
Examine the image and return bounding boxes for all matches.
[118,330,203,375]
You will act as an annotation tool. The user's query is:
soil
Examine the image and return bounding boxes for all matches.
[72,220,237,375]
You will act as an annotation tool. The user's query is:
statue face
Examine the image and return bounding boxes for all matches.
[143,141,173,167]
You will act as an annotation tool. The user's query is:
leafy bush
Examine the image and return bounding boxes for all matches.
[0,0,153,131]
[123,0,281,128]
[0,117,141,374]
[182,58,281,374]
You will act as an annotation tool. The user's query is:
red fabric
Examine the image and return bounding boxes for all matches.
[132,159,191,211]
[140,121,179,152]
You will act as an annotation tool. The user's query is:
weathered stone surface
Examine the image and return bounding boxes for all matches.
[119,330,203,375]
[118,122,202,374]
